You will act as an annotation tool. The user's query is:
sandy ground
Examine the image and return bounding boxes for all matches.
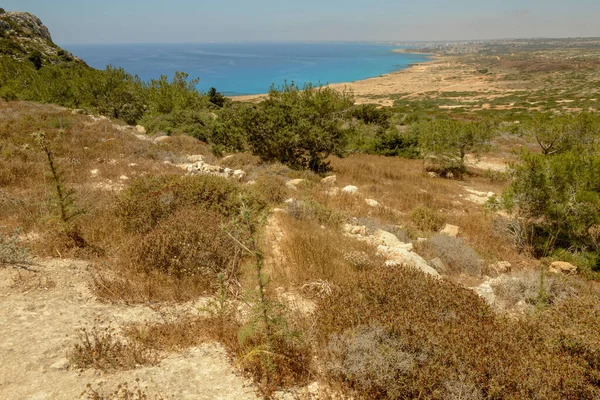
[0,259,258,400]
[232,56,505,107]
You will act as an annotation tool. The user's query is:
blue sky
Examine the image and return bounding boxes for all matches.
[4,0,600,44]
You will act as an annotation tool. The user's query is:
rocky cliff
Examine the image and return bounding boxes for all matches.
[0,9,81,66]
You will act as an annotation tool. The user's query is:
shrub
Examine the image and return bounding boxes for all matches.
[130,208,241,281]
[117,174,263,234]
[248,175,288,204]
[423,234,483,276]
[349,104,391,127]
[69,325,154,371]
[370,128,420,158]
[316,266,600,399]
[409,205,445,232]
[0,228,28,265]
[211,83,355,172]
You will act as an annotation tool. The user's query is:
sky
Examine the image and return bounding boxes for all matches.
[3,0,600,45]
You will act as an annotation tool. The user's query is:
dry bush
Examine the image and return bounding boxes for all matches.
[409,205,445,232]
[93,268,212,304]
[117,174,260,234]
[286,199,345,228]
[81,380,163,400]
[316,266,600,399]
[276,216,381,287]
[0,228,28,265]
[129,208,241,281]
[248,175,288,204]
[69,325,155,371]
[419,234,483,276]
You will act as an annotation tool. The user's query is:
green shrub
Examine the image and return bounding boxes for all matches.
[349,104,391,127]
[409,205,445,232]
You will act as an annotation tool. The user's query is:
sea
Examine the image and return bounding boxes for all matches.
[64,42,430,96]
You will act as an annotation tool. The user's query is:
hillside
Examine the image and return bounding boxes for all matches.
[3,9,600,400]
[0,9,81,67]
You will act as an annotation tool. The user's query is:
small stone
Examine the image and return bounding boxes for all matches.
[489,261,512,275]
[233,169,246,181]
[286,179,306,190]
[372,230,411,249]
[321,175,337,185]
[135,125,146,134]
[428,171,438,178]
[284,198,296,204]
[273,208,286,214]
[223,168,233,177]
[548,261,577,275]
[128,163,138,167]
[487,192,495,198]
[342,185,359,194]
[365,198,380,207]
[118,175,129,181]
[440,224,460,237]
[90,169,99,177]
[50,358,70,370]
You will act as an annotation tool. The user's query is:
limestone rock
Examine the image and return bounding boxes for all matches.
[378,245,440,277]
[135,125,146,134]
[233,169,246,181]
[440,224,460,237]
[372,230,412,250]
[429,257,447,274]
[321,175,337,185]
[548,261,577,275]
[489,261,512,276]
[90,169,99,177]
[286,179,306,190]
[342,185,359,194]
[365,198,380,207]
[470,280,496,306]
[343,224,367,236]
[187,155,204,163]
[154,135,171,143]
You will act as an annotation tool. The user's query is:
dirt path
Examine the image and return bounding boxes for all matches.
[0,259,258,400]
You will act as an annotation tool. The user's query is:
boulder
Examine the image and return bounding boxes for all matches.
[342,185,359,194]
[439,224,460,237]
[321,175,337,185]
[378,245,440,277]
[548,261,577,275]
[372,230,412,250]
[470,281,496,306]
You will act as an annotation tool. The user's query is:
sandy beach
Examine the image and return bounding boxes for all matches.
[232,54,499,106]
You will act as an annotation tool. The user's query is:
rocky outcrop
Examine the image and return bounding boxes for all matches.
[0,11,81,66]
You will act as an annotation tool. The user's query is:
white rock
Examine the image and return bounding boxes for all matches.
[470,281,496,306]
[548,261,577,275]
[342,185,359,194]
[128,163,138,167]
[118,175,129,181]
[135,125,146,134]
[233,169,246,181]
[154,135,170,143]
[489,261,512,275]
[378,245,440,277]
[487,192,495,198]
[429,257,447,274]
[286,179,306,190]
[440,224,460,237]
[372,230,412,250]
[365,198,380,207]
[223,168,233,177]
[427,171,438,178]
[284,198,296,204]
[50,358,70,371]
[321,175,337,185]
[343,224,367,236]
[90,169,99,177]
[187,155,204,163]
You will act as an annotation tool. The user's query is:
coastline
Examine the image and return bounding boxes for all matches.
[231,52,462,106]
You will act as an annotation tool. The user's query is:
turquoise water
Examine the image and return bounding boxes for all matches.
[64,42,430,96]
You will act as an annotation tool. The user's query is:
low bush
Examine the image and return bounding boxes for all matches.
[409,205,445,232]
[422,234,483,276]
[129,208,241,281]
[0,228,28,265]
[316,266,600,399]
[117,174,264,234]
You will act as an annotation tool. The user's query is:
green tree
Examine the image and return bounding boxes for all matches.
[28,50,43,70]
